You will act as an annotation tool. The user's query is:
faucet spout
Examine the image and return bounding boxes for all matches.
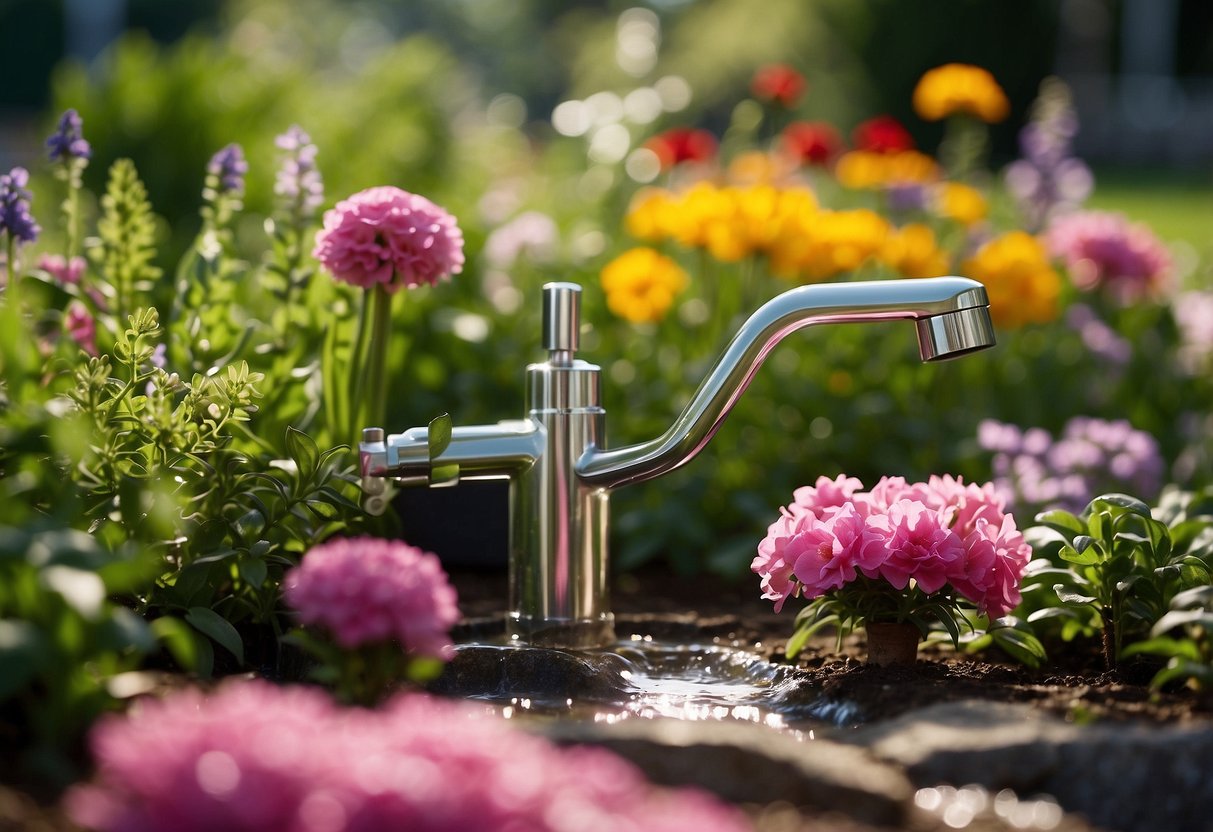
[576,276,994,490]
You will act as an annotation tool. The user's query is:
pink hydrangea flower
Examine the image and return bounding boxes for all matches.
[313,186,464,293]
[1046,210,1172,303]
[66,681,749,832]
[786,503,886,598]
[869,499,964,593]
[38,253,85,285]
[752,514,802,612]
[284,536,459,658]
[788,474,865,521]
[753,474,1031,620]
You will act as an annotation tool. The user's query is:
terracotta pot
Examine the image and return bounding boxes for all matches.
[864,621,920,666]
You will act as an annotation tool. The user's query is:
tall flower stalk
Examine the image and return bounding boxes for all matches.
[46,109,91,267]
[312,186,464,443]
[269,125,324,318]
[0,166,40,297]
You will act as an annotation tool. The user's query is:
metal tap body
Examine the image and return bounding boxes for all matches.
[360,277,996,648]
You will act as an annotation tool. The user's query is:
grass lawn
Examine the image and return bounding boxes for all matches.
[1087,167,1212,252]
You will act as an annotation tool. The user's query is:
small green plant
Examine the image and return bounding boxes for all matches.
[1023,492,1213,669]
[1123,586,1213,692]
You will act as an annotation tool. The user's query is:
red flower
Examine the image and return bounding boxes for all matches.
[644,127,718,170]
[780,121,842,165]
[853,115,915,153]
[751,63,807,107]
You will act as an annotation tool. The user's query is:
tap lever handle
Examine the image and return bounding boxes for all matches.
[542,281,581,362]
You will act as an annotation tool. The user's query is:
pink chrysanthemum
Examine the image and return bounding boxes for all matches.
[752,514,802,612]
[284,536,459,658]
[312,186,464,293]
[66,681,749,832]
[869,499,965,594]
[1045,210,1172,303]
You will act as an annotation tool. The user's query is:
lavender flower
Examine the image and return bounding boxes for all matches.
[977,417,1163,516]
[273,125,323,222]
[1065,304,1132,367]
[0,167,40,244]
[46,109,92,163]
[206,143,248,197]
[1003,77,1093,231]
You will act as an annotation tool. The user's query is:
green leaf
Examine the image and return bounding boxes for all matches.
[1054,585,1097,605]
[239,558,267,589]
[285,427,321,482]
[1060,541,1099,565]
[1150,658,1213,691]
[151,615,199,671]
[1027,606,1084,623]
[1033,510,1086,536]
[233,509,266,543]
[987,624,1047,668]
[1095,493,1153,518]
[428,413,453,459]
[1122,636,1200,661]
[185,606,244,665]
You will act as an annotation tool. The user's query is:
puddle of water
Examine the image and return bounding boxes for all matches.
[446,639,858,734]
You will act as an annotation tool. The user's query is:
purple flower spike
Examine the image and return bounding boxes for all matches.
[206,143,248,197]
[0,167,40,244]
[46,109,91,162]
[273,125,324,220]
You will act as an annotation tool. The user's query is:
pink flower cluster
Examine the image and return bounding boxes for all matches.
[66,681,749,832]
[753,475,1031,619]
[284,536,459,658]
[1045,210,1172,303]
[312,186,464,293]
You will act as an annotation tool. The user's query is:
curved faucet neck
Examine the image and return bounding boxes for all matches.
[577,277,992,490]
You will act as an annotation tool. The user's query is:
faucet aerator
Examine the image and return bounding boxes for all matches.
[915,306,997,362]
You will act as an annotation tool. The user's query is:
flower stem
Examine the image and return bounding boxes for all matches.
[359,285,393,438]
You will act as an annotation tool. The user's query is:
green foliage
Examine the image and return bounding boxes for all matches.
[93,159,162,319]
[1022,492,1213,669]
[1123,586,1213,692]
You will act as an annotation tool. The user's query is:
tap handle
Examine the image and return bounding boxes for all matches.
[542,281,581,363]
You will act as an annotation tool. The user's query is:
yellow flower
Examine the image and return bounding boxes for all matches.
[961,231,1060,329]
[625,188,679,242]
[770,208,891,281]
[912,63,1010,123]
[835,150,940,189]
[882,224,950,278]
[936,182,988,227]
[600,247,689,324]
[727,151,795,185]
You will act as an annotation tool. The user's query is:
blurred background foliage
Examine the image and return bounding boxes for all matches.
[1,0,1210,579]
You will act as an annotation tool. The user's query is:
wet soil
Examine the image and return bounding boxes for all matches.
[453,564,1213,726]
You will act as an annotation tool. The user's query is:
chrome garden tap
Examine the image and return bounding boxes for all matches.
[360,277,996,649]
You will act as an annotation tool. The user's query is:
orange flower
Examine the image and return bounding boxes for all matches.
[835,150,940,189]
[961,231,1060,328]
[912,64,1010,123]
[600,247,689,324]
[770,208,890,281]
